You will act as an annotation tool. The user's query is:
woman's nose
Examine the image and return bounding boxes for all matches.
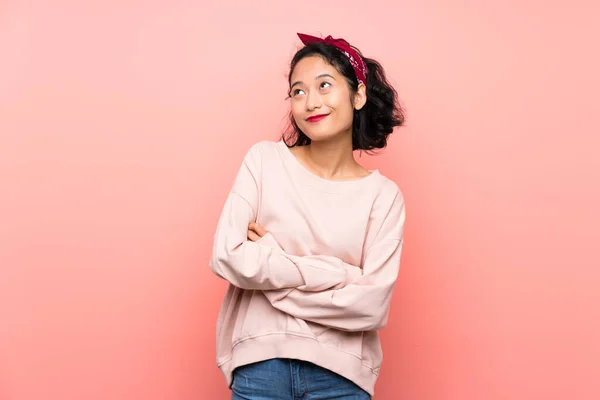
[306,90,322,111]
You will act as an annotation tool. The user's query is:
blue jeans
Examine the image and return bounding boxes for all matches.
[231,358,371,400]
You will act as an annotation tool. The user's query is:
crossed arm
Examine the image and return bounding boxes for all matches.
[249,221,404,332]
[209,144,405,332]
[211,192,405,332]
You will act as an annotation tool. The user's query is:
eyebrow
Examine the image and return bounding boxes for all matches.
[290,73,336,89]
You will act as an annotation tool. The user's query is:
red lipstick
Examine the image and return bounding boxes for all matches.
[306,114,329,123]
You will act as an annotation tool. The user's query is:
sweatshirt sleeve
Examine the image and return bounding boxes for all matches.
[209,143,360,291]
[263,192,406,332]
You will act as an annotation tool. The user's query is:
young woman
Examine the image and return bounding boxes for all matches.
[210,32,406,399]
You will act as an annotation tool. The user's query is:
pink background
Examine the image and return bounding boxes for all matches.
[1,1,599,399]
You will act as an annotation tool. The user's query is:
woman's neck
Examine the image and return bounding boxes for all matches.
[295,135,368,181]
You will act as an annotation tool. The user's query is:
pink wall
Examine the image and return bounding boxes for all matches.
[1,1,599,399]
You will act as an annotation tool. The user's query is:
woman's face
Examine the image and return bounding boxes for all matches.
[289,56,358,143]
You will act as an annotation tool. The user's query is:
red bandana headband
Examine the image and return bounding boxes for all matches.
[297,33,368,86]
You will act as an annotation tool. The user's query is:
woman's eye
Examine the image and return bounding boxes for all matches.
[320,82,331,89]
[292,88,305,96]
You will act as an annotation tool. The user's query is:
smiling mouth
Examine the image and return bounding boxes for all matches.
[306,114,329,123]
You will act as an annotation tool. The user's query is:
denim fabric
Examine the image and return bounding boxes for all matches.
[231,358,371,400]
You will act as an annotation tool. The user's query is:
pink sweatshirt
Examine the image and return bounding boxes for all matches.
[210,140,406,396]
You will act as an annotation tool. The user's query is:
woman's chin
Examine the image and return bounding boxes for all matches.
[303,129,351,144]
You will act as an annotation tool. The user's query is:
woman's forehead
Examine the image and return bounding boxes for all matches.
[291,56,340,80]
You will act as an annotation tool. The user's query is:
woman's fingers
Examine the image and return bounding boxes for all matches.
[249,222,268,237]
[247,229,261,242]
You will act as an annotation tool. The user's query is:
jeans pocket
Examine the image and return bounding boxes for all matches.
[231,360,287,398]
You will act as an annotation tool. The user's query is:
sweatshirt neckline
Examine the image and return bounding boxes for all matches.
[277,140,381,193]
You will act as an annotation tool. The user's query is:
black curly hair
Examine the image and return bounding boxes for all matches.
[282,39,405,152]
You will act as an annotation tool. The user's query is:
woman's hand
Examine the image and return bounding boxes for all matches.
[247,222,268,242]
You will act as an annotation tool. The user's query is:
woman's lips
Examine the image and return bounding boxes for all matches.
[306,114,329,123]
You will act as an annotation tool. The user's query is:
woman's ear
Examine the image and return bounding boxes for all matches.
[353,83,367,111]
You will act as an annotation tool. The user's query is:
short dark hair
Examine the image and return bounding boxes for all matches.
[282,41,405,152]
